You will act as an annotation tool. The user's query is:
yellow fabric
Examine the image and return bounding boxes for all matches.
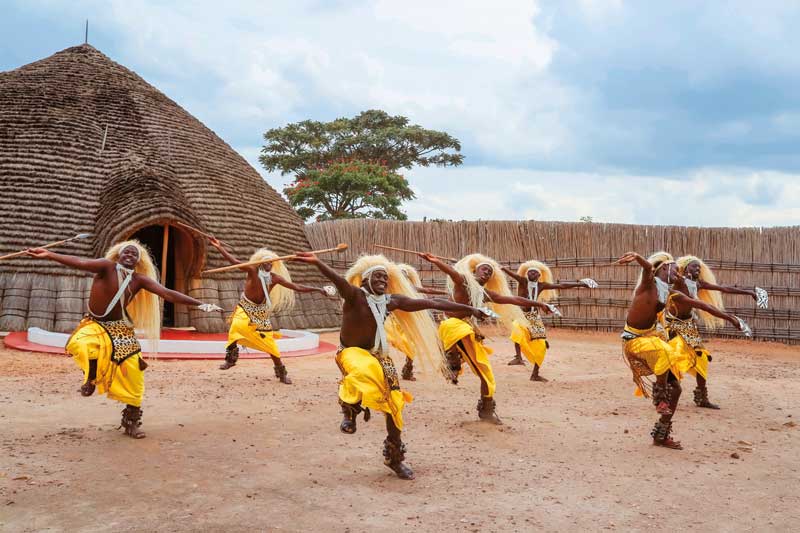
[385,315,415,360]
[65,318,145,407]
[335,347,413,430]
[510,320,547,366]
[669,335,710,380]
[438,317,497,397]
[622,324,692,397]
[227,305,282,357]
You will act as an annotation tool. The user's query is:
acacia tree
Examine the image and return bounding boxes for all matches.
[261,109,463,220]
[284,159,414,221]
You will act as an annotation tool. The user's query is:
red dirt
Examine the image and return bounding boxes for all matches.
[1,329,798,532]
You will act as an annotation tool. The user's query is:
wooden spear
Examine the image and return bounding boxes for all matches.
[202,243,348,275]
[374,244,457,263]
[0,233,92,261]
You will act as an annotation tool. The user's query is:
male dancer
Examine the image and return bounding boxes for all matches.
[27,241,220,438]
[389,263,449,381]
[419,253,556,424]
[210,238,328,384]
[617,251,750,450]
[293,252,489,479]
[670,255,765,408]
[502,261,597,381]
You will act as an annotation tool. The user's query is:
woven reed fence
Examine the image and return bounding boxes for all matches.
[306,219,800,344]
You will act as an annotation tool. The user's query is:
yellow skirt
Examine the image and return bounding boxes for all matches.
[510,320,547,366]
[623,334,692,397]
[385,316,414,360]
[671,338,710,380]
[335,347,413,430]
[438,317,496,398]
[227,305,282,357]
[65,318,145,407]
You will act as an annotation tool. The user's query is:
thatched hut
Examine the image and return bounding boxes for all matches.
[0,44,340,333]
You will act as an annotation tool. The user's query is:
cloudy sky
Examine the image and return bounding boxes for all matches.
[4,0,800,226]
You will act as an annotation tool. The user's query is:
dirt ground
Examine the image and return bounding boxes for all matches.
[1,329,798,532]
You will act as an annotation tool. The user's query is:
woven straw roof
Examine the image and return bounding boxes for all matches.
[0,44,340,328]
[0,44,309,269]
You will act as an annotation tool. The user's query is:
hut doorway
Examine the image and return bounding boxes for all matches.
[130,223,201,327]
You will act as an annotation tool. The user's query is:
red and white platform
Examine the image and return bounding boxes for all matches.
[4,327,337,360]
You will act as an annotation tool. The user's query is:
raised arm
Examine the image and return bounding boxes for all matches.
[416,286,449,296]
[208,238,251,272]
[26,248,110,274]
[292,252,358,301]
[418,253,464,286]
[697,280,757,299]
[485,290,554,313]
[616,252,653,287]
[390,294,488,319]
[671,292,741,329]
[501,266,526,284]
[272,273,327,295]
[137,275,205,307]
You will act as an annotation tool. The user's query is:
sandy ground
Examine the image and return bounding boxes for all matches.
[1,329,798,532]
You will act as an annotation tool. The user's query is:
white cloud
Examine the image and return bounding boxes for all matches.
[403,165,800,226]
[11,0,800,227]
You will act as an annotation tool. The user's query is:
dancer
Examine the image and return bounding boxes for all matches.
[26,241,221,439]
[389,263,449,381]
[502,261,598,381]
[671,255,765,408]
[210,238,328,384]
[292,252,489,480]
[419,252,556,424]
[617,251,750,450]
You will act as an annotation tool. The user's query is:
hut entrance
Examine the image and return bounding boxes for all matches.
[130,224,199,327]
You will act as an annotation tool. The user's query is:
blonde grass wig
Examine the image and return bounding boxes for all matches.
[397,263,422,288]
[517,260,555,302]
[449,253,530,332]
[105,240,161,350]
[677,255,726,330]
[249,249,296,314]
[346,255,446,374]
[635,251,675,293]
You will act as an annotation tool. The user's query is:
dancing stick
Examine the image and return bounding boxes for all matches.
[0,233,92,261]
[173,221,233,248]
[202,243,348,275]
[374,244,457,263]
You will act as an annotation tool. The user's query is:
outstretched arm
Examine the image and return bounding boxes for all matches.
[292,252,357,301]
[485,290,554,313]
[390,294,488,319]
[672,292,741,329]
[416,286,449,296]
[272,273,327,295]
[137,275,205,306]
[418,253,465,286]
[697,280,757,300]
[501,266,526,284]
[26,249,110,274]
[539,281,591,291]
[208,237,251,272]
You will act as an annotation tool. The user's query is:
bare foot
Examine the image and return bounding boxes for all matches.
[530,373,548,382]
[507,356,525,366]
[385,461,415,480]
[653,437,682,450]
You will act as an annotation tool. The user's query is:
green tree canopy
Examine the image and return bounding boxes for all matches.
[284,159,414,221]
[260,109,464,176]
[262,109,463,221]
